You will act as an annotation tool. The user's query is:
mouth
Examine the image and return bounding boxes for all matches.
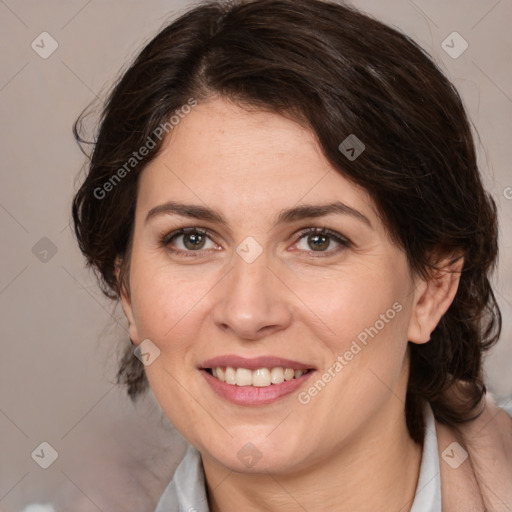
[204,366,313,387]
[200,356,316,405]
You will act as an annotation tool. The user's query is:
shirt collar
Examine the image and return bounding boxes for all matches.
[156,402,441,512]
[410,401,442,511]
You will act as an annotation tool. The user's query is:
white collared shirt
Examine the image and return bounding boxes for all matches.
[155,403,441,512]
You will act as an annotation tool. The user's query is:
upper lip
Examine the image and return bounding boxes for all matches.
[201,355,314,371]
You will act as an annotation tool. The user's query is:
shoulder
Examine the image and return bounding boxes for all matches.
[435,394,512,512]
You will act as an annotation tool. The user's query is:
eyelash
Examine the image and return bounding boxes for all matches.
[159,226,351,258]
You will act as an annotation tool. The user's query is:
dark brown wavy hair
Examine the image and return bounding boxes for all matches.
[72,0,501,443]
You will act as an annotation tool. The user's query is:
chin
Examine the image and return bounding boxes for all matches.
[203,430,308,474]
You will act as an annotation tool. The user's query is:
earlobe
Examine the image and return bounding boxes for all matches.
[407,254,464,344]
[116,258,140,344]
[120,285,140,344]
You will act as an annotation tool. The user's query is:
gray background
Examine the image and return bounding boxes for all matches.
[1,0,511,510]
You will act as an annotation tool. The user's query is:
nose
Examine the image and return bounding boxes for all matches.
[212,251,293,341]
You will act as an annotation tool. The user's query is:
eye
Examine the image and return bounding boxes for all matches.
[294,228,350,254]
[160,227,219,254]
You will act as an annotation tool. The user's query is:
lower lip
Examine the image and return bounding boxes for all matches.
[201,370,315,406]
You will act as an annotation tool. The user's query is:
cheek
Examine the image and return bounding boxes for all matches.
[294,261,413,414]
[128,252,216,348]
[300,263,410,350]
[126,256,218,438]
[299,273,411,407]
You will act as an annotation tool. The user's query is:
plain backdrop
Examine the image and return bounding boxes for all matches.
[1,0,511,510]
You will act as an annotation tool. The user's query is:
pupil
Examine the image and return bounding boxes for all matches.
[309,234,329,251]
[184,233,205,250]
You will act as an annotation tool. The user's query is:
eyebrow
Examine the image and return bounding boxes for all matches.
[145,200,372,228]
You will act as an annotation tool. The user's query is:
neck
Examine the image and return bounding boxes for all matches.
[203,398,423,512]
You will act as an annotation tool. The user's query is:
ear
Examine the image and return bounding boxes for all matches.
[407,253,464,344]
[116,258,140,345]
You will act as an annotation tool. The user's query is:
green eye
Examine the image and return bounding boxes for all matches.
[295,228,350,254]
[307,233,331,251]
[161,228,217,254]
[181,232,207,250]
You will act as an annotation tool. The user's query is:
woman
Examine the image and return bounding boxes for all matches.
[72,0,512,510]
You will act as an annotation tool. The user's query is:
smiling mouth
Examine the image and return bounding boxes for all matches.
[204,366,313,387]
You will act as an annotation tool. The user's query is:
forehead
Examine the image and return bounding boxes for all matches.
[137,98,377,224]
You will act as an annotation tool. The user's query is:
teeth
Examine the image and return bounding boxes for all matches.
[209,366,309,387]
[225,366,236,385]
[284,368,294,381]
[236,368,253,386]
[270,367,284,384]
[252,368,271,387]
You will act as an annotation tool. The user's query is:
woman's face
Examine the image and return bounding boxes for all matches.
[122,97,425,474]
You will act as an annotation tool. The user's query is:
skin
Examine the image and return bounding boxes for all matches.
[120,97,462,511]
